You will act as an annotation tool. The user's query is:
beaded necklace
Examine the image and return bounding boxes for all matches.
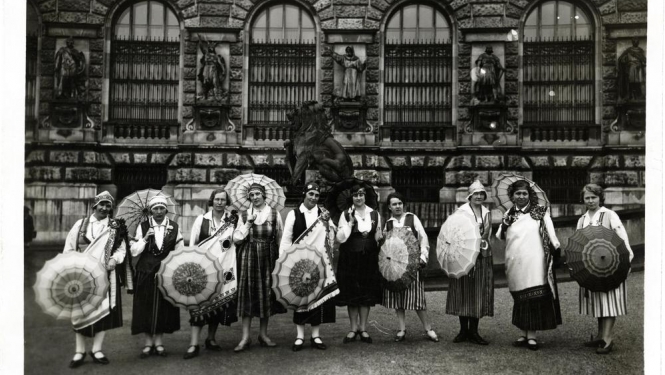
[148,216,171,256]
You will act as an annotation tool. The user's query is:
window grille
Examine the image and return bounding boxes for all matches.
[384,4,452,142]
[115,165,168,201]
[523,1,595,131]
[253,166,292,188]
[533,168,588,204]
[392,168,444,203]
[248,3,316,130]
[109,1,180,139]
[25,4,39,130]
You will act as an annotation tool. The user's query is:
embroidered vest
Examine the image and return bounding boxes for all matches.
[384,213,417,239]
[135,219,179,273]
[197,217,211,245]
[342,210,378,253]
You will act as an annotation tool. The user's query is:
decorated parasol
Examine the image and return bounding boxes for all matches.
[565,225,631,293]
[379,227,421,292]
[436,211,482,278]
[115,189,180,236]
[324,177,379,223]
[490,173,549,213]
[156,247,224,309]
[272,243,328,311]
[33,252,109,320]
[224,173,286,212]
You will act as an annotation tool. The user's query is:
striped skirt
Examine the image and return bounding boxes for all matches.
[382,272,426,311]
[579,282,628,317]
[445,255,494,318]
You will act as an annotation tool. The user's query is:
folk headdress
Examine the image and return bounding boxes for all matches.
[149,195,168,210]
[304,182,321,195]
[466,180,487,201]
[93,191,114,208]
[248,183,266,196]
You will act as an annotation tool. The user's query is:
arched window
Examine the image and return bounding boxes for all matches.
[522,1,595,141]
[383,4,453,143]
[109,1,180,140]
[248,3,317,130]
[26,1,39,133]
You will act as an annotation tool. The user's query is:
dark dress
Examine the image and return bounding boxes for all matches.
[335,210,382,307]
[189,214,238,327]
[290,208,336,326]
[131,220,181,335]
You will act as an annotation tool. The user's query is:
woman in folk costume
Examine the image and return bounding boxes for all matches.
[496,179,562,351]
[232,183,286,352]
[130,195,184,358]
[278,182,339,351]
[63,191,128,368]
[382,192,439,343]
[336,184,382,344]
[577,184,634,354]
[446,180,494,345]
[184,189,239,359]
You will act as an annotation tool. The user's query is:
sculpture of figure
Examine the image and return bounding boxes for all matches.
[618,38,646,102]
[332,46,367,100]
[475,46,504,102]
[54,37,87,100]
[285,101,354,185]
[198,35,226,100]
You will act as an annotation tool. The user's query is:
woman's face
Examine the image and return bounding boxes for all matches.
[388,197,404,217]
[93,202,112,220]
[512,189,530,209]
[583,190,600,211]
[249,190,265,208]
[352,191,366,208]
[470,192,486,207]
[303,190,320,210]
[151,206,167,221]
[212,192,227,212]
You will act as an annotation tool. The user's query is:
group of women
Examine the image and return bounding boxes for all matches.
[62,179,633,368]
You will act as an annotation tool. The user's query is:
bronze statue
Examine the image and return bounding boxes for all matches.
[332,46,366,100]
[618,38,646,102]
[54,37,87,100]
[198,35,226,100]
[285,101,354,185]
[474,46,504,102]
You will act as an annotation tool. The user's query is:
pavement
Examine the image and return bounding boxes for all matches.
[23,247,644,375]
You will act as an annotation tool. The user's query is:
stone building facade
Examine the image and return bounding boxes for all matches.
[24,0,647,244]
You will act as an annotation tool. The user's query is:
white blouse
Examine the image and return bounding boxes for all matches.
[384,213,429,263]
[130,217,184,257]
[336,206,382,243]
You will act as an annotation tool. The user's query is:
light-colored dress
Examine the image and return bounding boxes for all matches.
[577,207,634,317]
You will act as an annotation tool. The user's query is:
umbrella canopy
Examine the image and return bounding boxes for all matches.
[156,247,224,309]
[272,243,328,310]
[565,225,631,293]
[33,252,109,320]
[379,227,420,292]
[324,177,379,223]
[436,211,482,278]
[224,173,286,212]
[490,173,549,213]
[115,189,180,236]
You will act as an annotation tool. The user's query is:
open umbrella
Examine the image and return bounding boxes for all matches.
[272,243,328,311]
[490,173,549,213]
[565,225,631,293]
[324,177,379,223]
[156,247,224,310]
[115,189,180,236]
[437,211,482,278]
[379,227,420,292]
[224,173,286,212]
[33,252,109,320]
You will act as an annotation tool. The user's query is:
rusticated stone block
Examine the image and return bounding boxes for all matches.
[367,108,378,121]
[603,91,617,103]
[170,153,193,166]
[551,156,568,167]
[476,156,502,169]
[321,44,333,57]
[600,1,616,15]
[322,69,334,82]
[589,172,604,185]
[410,156,425,167]
[40,0,57,12]
[458,68,470,81]
[602,106,617,120]
[39,89,53,101]
[505,18,519,28]
[226,153,252,167]
[505,4,522,18]
[182,80,196,94]
[472,4,504,16]
[446,171,489,185]
[389,156,408,167]
[89,39,103,52]
[88,104,102,117]
[428,156,448,167]
[504,81,518,94]
[134,154,148,164]
[319,7,334,21]
[110,153,130,164]
[602,13,619,24]
[321,56,333,70]
[230,56,243,68]
[458,43,471,56]
[26,151,47,164]
[183,93,196,106]
[212,168,241,183]
[231,6,247,19]
[229,106,242,119]
[88,78,102,91]
[350,154,363,167]
[195,153,224,166]
[230,68,243,80]
[227,18,244,29]
[321,20,336,30]
[571,156,593,168]
[338,19,364,29]
[184,54,197,68]
[234,0,253,11]
[335,6,366,18]
[451,0,468,9]
[365,95,378,107]
[603,66,617,79]
[603,38,617,53]
[89,65,103,78]
[505,55,518,68]
[42,12,58,22]
[184,42,198,55]
[506,156,530,169]
[151,153,171,164]
[366,44,379,57]
[529,156,550,168]
[230,81,243,93]
[27,166,62,181]
[200,16,226,28]
[59,12,88,23]
[169,168,207,183]
[507,107,519,120]
[457,107,470,121]
[370,0,389,11]
[459,82,471,94]
[230,94,242,106]
[509,0,530,8]
[366,7,382,21]
[505,94,518,107]
[621,12,647,23]
[88,90,102,103]
[199,3,230,16]
[446,155,472,169]
[505,42,518,55]
[366,70,379,82]
[98,168,112,181]
[65,167,99,181]
[366,83,378,95]
[603,79,617,92]
[353,170,379,185]
[177,0,196,8]
[617,0,648,11]
[624,155,645,168]
[366,57,379,70]
[230,43,243,55]
[333,0,368,4]
[50,151,79,164]
[183,67,196,81]
[58,0,89,11]
[474,17,503,28]
[604,171,639,187]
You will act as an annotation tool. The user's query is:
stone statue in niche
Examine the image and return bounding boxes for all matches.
[473,46,504,102]
[54,37,87,100]
[618,38,646,102]
[198,35,227,100]
[332,46,366,100]
[285,101,354,185]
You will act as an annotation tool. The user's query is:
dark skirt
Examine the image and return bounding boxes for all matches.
[293,300,336,326]
[335,248,381,307]
[189,301,238,327]
[236,241,287,318]
[510,280,562,331]
[446,255,495,318]
[74,274,123,337]
[131,270,181,335]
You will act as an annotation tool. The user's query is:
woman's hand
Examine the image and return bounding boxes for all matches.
[143,228,155,242]
[106,259,117,271]
[246,213,257,224]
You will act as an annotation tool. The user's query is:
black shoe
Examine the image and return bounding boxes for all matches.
[233,339,251,353]
[258,336,277,347]
[596,341,614,354]
[512,336,528,347]
[69,352,86,368]
[452,331,467,343]
[394,330,406,342]
[90,351,110,365]
[527,339,539,351]
[154,345,167,357]
[205,339,222,351]
[342,331,357,344]
[584,335,606,348]
[468,332,489,346]
[139,346,153,359]
[359,331,372,344]
[292,338,304,352]
[310,337,327,350]
[183,345,200,360]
